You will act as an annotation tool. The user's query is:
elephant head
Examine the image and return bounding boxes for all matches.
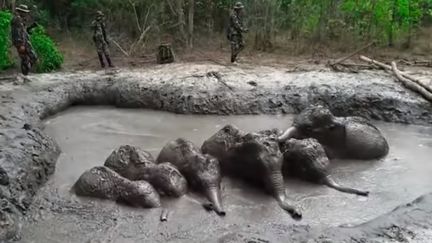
[203,126,301,219]
[190,153,225,216]
[74,166,161,208]
[282,138,369,196]
[279,105,342,142]
[104,145,155,180]
[278,105,389,160]
[105,145,188,197]
[157,138,225,216]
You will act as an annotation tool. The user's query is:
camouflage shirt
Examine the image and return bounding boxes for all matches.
[229,11,246,36]
[92,18,108,43]
[11,15,29,47]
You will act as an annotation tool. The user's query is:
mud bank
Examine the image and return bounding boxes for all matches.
[20,107,432,243]
[0,63,432,241]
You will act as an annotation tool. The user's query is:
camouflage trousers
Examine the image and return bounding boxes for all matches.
[230,34,244,61]
[94,38,110,56]
[16,41,37,66]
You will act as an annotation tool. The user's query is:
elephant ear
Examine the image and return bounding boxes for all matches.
[238,141,264,156]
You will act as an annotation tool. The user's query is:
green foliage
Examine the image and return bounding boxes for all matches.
[30,25,64,73]
[339,0,429,45]
[0,11,13,70]
[34,0,432,50]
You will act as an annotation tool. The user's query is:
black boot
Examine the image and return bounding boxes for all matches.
[98,53,105,68]
[105,54,114,68]
[231,54,236,63]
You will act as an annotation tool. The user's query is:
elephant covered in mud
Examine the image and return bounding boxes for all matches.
[73,166,161,208]
[202,125,302,219]
[278,105,389,160]
[156,138,226,216]
[104,145,187,197]
[281,138,369,196]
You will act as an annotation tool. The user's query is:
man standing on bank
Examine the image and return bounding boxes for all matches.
[92,11,114,68]
[228,2,248,63]
[11,4,38,75]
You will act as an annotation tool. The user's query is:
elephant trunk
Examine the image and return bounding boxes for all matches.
[268,171,302,219]
[323,176,369,196]
[278,127,299,142]
[205,186,226,216]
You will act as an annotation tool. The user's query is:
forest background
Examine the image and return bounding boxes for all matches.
[1,0,432,70]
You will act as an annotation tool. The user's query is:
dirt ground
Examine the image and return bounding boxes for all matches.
[2,36,432,242]
[2,32,432,77]
[62,45,432,72]
[0,63,428,242]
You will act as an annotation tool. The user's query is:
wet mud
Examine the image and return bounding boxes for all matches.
[21,107,432,242]
[0,63,431,242]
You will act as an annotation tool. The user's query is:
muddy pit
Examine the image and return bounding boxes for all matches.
[19,106,432,243]
[1,63,431,242]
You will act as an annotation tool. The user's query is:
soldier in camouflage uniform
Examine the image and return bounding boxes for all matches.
[227,2,248,63]
[11,4,38,75]
[92,11,114,68]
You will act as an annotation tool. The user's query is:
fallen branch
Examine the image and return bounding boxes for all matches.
[360,55,432,93]
[359,55,391,70]
[340,63,377,69]
[399,59,432,67]
[331,63,378,73]
[111,40,130,57]
[391,62,432,103]
[330,42,375,68]
[129,25,152,55]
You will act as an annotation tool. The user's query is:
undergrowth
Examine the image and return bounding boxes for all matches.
[30,25,64,73]
[0,11,13,70]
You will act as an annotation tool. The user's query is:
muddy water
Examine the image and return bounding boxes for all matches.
[22,106,432,242]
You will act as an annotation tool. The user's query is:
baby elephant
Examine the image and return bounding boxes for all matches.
[278,105,389,160]
[282,138,369,196]
[104,145,187,197]
[73,166,161,208]
[202,125,302,220]
[157,138,225,216]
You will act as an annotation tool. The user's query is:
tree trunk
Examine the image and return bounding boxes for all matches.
[174,0,188,46]
[315,1,326,42]
[4,0,15,11]
[205,0,213,34]
[405,0,412,48]
[187,0,194,48]
[388,0,397,47]
[367,0,378,41]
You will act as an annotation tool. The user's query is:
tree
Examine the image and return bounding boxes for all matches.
[187,0,194,48]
